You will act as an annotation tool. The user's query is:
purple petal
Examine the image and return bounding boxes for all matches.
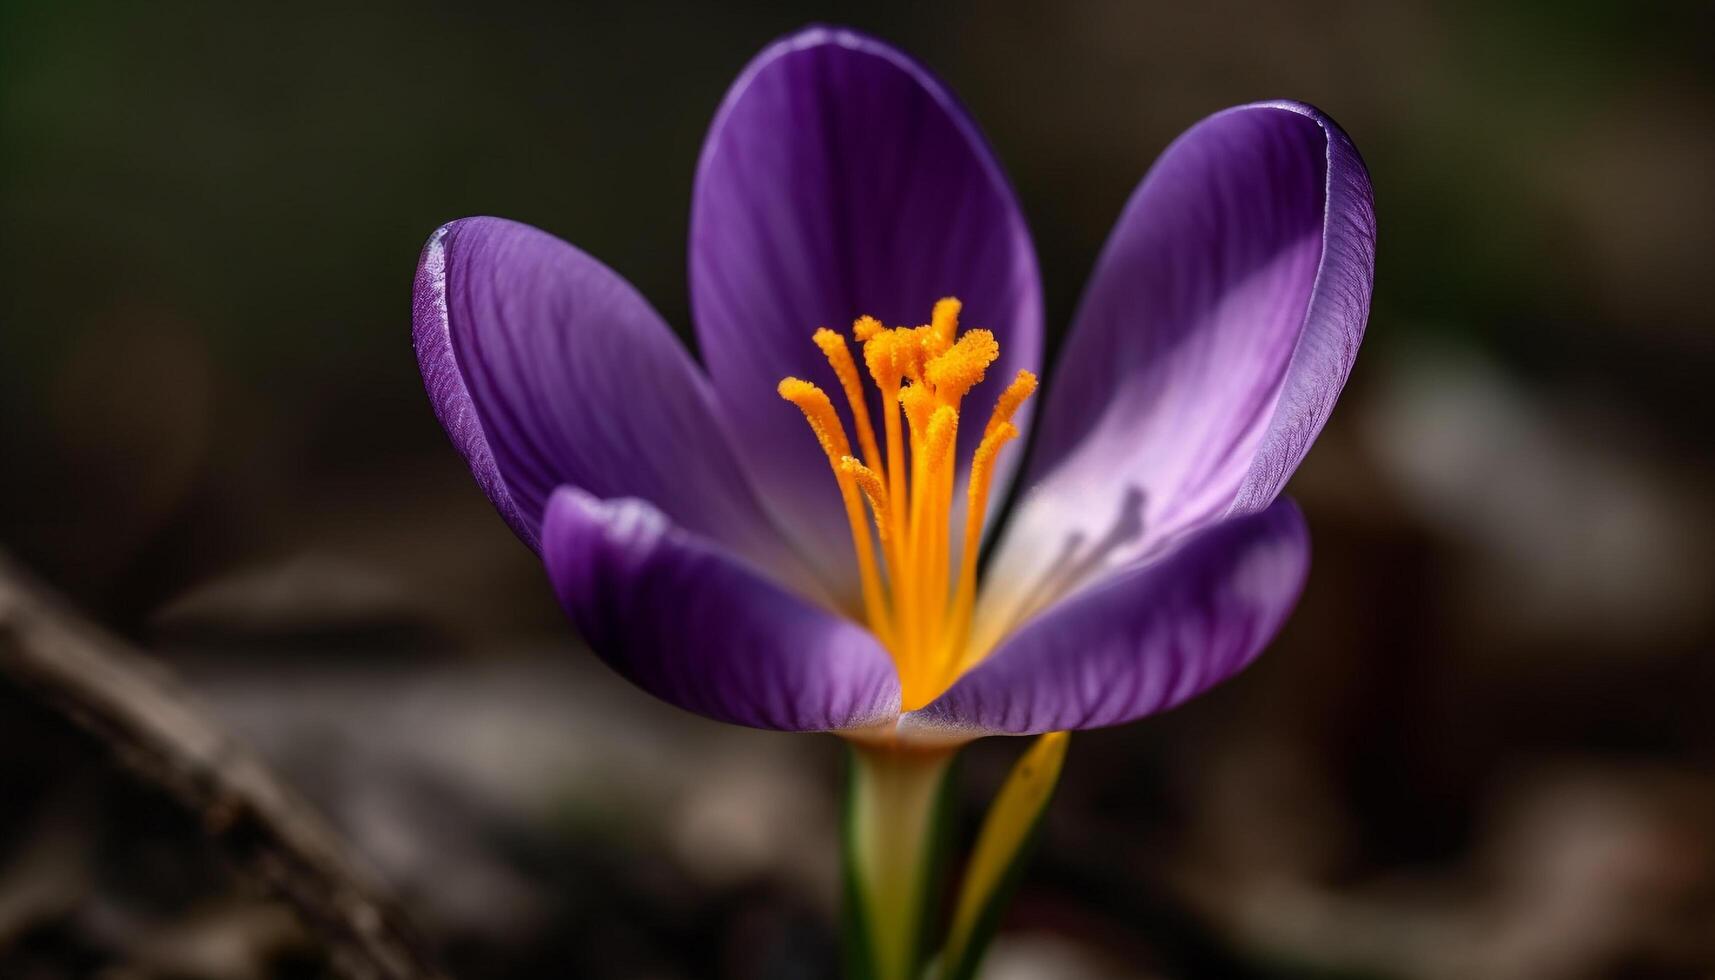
[542,486,901,732]
[690,25,1042,596]
[985,102,1373,615]
[414,216,799,578]
[905,499,1308,736]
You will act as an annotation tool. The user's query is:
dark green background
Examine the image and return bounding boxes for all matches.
[2,2,1712,977]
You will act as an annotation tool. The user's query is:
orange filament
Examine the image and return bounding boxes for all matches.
[814,329,883,472]
[778,299,1036,710]
[778,378,894,649]
[943,421,1019,683]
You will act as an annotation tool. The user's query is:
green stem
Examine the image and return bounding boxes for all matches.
[844,740,958,980]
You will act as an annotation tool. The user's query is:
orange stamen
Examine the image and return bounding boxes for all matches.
[780,300,1035,710]
[778,378,892,647]
[814,328,883,472]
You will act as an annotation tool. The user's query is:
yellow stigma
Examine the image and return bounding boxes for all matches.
[779,299,1036,710]
[925,329,999,405]
[853,314,885,342]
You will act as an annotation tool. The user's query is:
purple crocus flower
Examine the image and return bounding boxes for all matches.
[412,26,1375,741]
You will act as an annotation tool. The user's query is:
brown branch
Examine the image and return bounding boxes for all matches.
[0,552,450,980]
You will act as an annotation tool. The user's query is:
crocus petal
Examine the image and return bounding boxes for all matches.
[542,486,901,732]
[905,499,1308,736]
[415,216,798,578]
[690,25,1042,596]
[983,102,1372,620]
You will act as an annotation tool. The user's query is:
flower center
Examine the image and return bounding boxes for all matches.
[779,298,1036,711]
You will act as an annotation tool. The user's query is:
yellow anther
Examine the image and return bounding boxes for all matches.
[969,423,1020,504]
[862,330,901,390]
[777,378,851,460]
[887,325,934,382]
[839,456,892,545]
[930,297,961,349]
[898,382,935,450]
[814,328,883,471]
[780,377,892,645]
[860,330,911,553]
[853,315,884,342]
[924,405,959,470]
[986,370,1038,438]
[925,329,999,404]
[919,324,950,366]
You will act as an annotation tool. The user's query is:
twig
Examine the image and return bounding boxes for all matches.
[0,551,450,980]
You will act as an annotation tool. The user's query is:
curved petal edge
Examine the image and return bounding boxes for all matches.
[905,498,1310,737]
[1231,101,1377,513]
[542,486,901,732]
[984,102,1372,615]
[414,217,798,578]
[414,222,536,548]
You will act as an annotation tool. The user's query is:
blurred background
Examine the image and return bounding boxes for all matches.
[2,0,1713,977]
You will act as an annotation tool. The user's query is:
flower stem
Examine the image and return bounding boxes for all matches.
[843,740,958,980]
